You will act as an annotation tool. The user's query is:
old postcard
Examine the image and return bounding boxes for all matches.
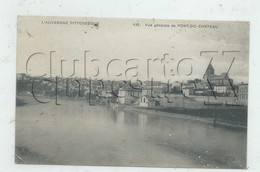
[16,16,249,168]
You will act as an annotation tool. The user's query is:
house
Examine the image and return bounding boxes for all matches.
[100,90,113,98]
[17,73,28,80]
[139,95,160,107]
[213,85,227,94]
[182,87,194,96]
[141,88,164,98]
[117,89,127,104]
[238,83,248,99]
[117,88,141,105]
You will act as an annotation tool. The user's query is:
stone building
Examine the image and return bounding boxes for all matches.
[238,83,248,99]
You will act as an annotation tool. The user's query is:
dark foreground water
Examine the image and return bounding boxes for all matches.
[15,96,247,168]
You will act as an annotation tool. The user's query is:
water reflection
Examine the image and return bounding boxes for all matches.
[104,106,246,168]
[138,114,148,129]
[111,109,148,130]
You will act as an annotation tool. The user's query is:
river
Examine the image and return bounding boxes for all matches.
[15,95,247,168]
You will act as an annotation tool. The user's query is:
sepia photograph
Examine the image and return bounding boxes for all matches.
[15,16,249,169]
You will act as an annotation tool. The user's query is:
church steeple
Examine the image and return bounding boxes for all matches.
[203,59,215,80]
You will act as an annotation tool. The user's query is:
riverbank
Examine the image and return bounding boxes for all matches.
[16,93,247,130]
[123,105,247,131]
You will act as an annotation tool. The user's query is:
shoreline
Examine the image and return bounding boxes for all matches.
[122,105,247,131]
[16,94,247,130]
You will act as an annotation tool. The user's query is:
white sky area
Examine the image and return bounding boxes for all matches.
[17,16,249,83]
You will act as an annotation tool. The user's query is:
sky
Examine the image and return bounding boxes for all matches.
[17,16,249,83]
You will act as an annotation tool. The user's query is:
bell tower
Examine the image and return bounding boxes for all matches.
[203,59,215,80]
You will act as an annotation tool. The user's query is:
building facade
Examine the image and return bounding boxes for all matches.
[238,84,248,99]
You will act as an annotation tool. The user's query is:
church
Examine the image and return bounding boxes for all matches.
[202,62,234,94]
[203,63,233,86]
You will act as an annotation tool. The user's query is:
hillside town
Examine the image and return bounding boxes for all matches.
[17,61,248,108]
